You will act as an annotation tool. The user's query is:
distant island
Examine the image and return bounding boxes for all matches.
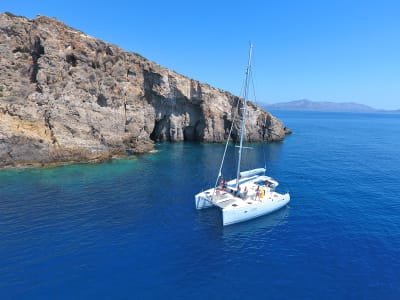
[263,99,399,113]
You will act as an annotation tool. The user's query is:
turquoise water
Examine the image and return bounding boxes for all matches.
[1,111,399,299]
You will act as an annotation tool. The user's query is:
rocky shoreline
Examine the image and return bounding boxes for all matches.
[0,12,291,169]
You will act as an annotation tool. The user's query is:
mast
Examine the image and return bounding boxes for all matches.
[236,43,253,187]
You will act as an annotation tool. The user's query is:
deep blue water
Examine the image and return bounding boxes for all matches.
[1,111,400,299]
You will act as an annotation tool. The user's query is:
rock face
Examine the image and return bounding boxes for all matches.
[0,12,290,168]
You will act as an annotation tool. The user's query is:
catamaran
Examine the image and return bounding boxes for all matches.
[194,44,290,226]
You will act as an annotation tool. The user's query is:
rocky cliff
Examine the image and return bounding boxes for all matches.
[0,12,290,168]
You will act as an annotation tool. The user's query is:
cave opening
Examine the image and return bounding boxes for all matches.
[150,117,168,142]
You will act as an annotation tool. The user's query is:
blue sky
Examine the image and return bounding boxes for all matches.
[2,0,399,109]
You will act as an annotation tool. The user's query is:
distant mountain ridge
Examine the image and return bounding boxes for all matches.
[264,99,383,112]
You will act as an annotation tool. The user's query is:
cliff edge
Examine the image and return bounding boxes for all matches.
[0,12,290,168]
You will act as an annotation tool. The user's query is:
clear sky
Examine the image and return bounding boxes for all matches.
[2,0,399,109]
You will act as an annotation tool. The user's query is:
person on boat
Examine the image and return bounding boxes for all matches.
[260,188,265,199]
[242,186,248,200]
[256,186,260,200]
[218,176,227,190]
[235,185,241,197]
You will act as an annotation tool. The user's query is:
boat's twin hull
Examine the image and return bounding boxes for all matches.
[222,193,290,226]
[195,192,214,210]
[195,187,290,226]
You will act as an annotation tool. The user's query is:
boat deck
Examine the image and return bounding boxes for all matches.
[213,198,237,209]
[195,174,284,211]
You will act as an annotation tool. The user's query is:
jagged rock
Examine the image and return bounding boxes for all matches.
[0,12,290,168]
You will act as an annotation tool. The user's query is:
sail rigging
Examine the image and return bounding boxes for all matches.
[235,44,253,187]
[194,44,290,226]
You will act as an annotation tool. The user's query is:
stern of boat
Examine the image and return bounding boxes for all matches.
[195,191,214,210]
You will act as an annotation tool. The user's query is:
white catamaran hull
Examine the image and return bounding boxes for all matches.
[195,174,290,226]
[222,192,290,226]
[195,191,214,210]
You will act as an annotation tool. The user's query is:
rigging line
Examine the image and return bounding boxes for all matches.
[248,51,267,173]
[238,74,246,99]
[250,68,258,104]
[239,53,257,172]
[236,43,253,186]
[262,115,268,173]
[249,54,268,174]
[213,97,240,193]
[232,66,247,155]
[213,45,252,192]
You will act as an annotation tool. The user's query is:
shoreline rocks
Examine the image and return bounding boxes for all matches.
[0,12,291,169]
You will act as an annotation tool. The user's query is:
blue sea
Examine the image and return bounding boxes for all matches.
[1,111,399,299]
